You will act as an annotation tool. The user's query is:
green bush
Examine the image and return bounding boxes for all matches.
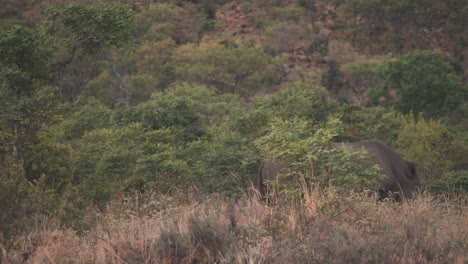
[321,60,345,93]
[0,161,36,240]
[58,96,113,140]
[255,116,383,197]
[307,33,329,57]
[72,124,190,206]
[253,82,337,123]
[342,61,379,93]
[367,50,467,120]
[339,105,403,144]
[428,170,468,195]
[173,41,273,96]
[396,116,467,183]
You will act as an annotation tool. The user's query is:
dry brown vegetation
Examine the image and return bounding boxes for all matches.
[2,190,467,264]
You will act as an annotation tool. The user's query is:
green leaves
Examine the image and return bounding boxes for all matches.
[428,170,468,196]
[0,25,48,81]
[367,50,467,119]
[41,3,136,70]
[396,116,466,182]
[173,41,273,96]
[254,115,383,196]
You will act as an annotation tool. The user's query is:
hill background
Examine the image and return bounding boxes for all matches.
[0,1,467,262]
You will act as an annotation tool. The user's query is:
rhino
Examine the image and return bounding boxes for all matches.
[257,140,420,202]
[256,160,285,202]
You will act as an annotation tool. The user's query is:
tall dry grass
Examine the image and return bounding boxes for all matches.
[2,190,467,264]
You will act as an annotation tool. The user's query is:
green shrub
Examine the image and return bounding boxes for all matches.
[321,60,345,93]
[342,61,379,93]
[307,33,329,57]
[339,105,403,144]
[396,116,467,183]
[428,170,468,195]
[367,50,467,120]
[0,161,36,240]
[255,116,383,197]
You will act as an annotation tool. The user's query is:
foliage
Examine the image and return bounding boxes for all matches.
[72,124,190,206]
[307,32,329,57]
[0,2,137,238]
[321,60,345,93]
[186,127,259,195]
[342,61,379,92]
[41,3,136,69]
[254,116,383,197]
[367,50,467,119]
[0,0,467,244]
[115,83,216,144]
[173,40,273,96]
[253,82,337,123]
[57,96,113,140]
[428,170,468,196]
[0,24,61,183]
[131,38,176,89]
[396,116,467,182]
[339,105,403,144]
[136,3,178,41]
[0,161,36,240]
[382,0,416,50]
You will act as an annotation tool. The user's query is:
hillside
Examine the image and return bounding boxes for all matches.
[0,1,467,263]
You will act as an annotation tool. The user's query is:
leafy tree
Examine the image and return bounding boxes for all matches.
[82,47,158,107]
[367,50,467,119]
[124,93,206,143]
[308,32,329,57]
[321,60,345,93]
[0,3,135,176]
[253,82,337,124]
[0,3,135,238]
[396,116,467,183]
[342,61,379,93]
[136,3,178,41]
[55,57,104,102]
[115,82,239,144]
[171,2,209,44]
[41,4,136,71]
[0,161,37,239]
[131,38,176,89]
[0,25,58,179]
[186,127,259,196]
[173,40,273,96]
[0,0,30,22]
[72,124,189,206]
[339,105,403,145]
[58,96,113,140]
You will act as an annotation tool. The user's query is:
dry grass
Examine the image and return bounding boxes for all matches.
[2,190,467,264]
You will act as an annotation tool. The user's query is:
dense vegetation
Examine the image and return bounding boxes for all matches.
[0,0,467,262]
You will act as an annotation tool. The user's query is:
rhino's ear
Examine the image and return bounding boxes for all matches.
[406,161,417,178]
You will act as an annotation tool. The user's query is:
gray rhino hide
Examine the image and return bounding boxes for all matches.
[256,160,285,200]
[333,140,420,201]
[257,140,420,202]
